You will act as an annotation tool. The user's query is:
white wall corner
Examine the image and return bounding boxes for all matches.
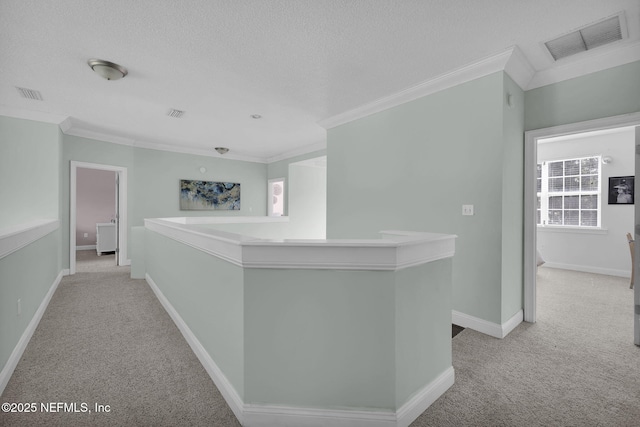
[396,366,455,427]
[503,45,536,90]
[0,270,64,395]
[453,309,523,339]
[58,116,73,133]
[452,310,503,338]
[501,309,524,338]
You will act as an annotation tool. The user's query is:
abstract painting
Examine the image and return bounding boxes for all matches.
[180,180,241,210]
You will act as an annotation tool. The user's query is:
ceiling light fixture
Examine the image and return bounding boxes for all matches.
[250,114,262,119]
[215,147,229,155]
[88,59,128,80]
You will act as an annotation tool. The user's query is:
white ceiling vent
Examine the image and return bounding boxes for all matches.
[16,87,43,101]
[545,13,626,61]
[167,108,185,118]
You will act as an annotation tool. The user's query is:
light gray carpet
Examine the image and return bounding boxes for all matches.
[1,251,240,426]
[3,256,639,426]
[412,267,640,426]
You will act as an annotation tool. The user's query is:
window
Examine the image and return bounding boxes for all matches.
[268,178,285,216]
[537,156,601,227]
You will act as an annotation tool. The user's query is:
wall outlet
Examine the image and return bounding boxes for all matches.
[84,233,89,238]
[17,298,21,316]
[462,205,474,216]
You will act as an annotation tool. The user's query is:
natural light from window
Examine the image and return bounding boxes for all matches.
[268,178,285,216]
[537,155,601,228]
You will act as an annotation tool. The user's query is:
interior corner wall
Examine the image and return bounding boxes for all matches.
[326,72,509,324]
[61,134,268,269]
[501,74,525,323]
[288,162,327,239]
[524,61,640,131]
[267,149,327,216]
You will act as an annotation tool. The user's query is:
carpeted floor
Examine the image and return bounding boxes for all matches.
[2,257,638,426]
[0,251,240,427]
[412,266,640,426]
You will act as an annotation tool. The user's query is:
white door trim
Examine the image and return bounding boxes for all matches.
[70,161,128,274]
[524,112,640,323]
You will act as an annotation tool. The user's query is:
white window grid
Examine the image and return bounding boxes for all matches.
[537,156,601,228]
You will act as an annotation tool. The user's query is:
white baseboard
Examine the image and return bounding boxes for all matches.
[0,270,64,395]
[396,366,455,427]
[243,405,397,427]
[452,309,523,339]
[541,262,630,278]
[145,274,245,423]
[76,245,96,251]
[242,367,454,427]
[146,272,454,427]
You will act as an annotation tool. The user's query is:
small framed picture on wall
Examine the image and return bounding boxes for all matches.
[608,176,634,205]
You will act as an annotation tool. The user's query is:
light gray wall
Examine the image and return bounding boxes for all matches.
[61,134,268,269]
[326,71,522,325]
[0,116,62,377]
[0,116,61,228]
[524,61,640,131]
[288,160,327,239]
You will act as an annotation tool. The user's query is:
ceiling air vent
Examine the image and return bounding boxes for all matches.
[167,108,185,118]
[16,87,43,101]
[545,14,624,61]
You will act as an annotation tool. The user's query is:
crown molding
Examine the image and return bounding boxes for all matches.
[504,45,536,90]
[318,47,531,130]
[527,39,640,90]
[0,105,68,125]
[265,140,327,164]
[63,123,137,147]
[62,122,268,163]
[131,138,267,164]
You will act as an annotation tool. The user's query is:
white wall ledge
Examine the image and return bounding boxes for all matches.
[145,218,456,271]
[0,219,59,260]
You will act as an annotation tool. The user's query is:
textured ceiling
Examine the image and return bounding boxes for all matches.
[1,0,639,162]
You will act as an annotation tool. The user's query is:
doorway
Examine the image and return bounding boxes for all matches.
[70,161,128,275]
[524,113,640,339]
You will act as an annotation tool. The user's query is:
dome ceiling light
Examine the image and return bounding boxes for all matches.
[88,59,128,80]
[215,147,229,155]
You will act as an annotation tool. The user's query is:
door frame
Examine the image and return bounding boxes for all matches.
[70,161,128,274]
[524,112,640,323]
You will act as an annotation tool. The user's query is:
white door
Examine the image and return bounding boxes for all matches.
[635,126,639,346]
[115,172,120,266]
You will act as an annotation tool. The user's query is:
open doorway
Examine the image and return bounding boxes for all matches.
[524,113,640,341]
[70,161,128,275]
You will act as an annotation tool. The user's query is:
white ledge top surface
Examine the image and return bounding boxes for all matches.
[145,217,456,270]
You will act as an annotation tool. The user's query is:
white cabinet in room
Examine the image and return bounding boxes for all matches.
[96,223,116,255]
